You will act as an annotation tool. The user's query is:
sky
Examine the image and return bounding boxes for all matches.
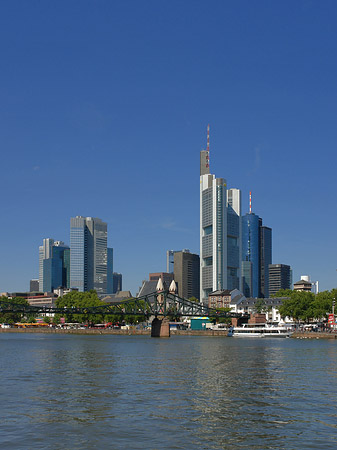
[1,0,337,295]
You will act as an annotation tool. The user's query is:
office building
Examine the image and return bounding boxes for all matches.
[241,194,272,298]
[29,279,39,292]
[259,223,272,297]
[107,248,114,294]
[166,249,190,273]
[173,250,200,299]
[268,264,291,296]
[70,216,108,294]
[149,272,174,287]
[38,239,70,292]
[200,126,241,304]
[112,272,122,293]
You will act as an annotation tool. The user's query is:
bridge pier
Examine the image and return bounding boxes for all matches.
[151,317,170,338]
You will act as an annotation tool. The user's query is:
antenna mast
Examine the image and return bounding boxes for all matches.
[249,191,252,213]
[206,124,210,168]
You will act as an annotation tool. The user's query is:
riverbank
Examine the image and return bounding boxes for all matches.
[1,328,337,339]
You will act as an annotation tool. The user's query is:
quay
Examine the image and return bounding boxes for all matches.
[1,328,337,339]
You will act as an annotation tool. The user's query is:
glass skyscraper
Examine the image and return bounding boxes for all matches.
[200,129,241,304]
[242,213,260,298]
[39,239,70,292]
[70,216,108,294]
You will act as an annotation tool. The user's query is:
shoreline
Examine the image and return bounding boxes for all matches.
[1,328,337,339]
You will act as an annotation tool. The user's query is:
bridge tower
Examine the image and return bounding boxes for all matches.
[151,278,171,337]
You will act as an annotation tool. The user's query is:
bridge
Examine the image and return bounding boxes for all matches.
[0,290,249,337]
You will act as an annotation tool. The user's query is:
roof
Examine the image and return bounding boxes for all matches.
[210,290,232,296]
[294,280,312,286]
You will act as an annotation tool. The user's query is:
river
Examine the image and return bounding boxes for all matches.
[0,333,336,449]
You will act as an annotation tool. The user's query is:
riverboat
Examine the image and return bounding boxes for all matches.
[231,323,292,338]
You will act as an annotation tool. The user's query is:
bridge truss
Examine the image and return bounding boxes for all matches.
[0,291,249,320]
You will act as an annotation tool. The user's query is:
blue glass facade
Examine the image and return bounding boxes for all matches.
[41,243,69,292]
[242,213,260,298]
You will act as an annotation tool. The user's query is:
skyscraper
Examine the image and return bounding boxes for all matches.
[241,193,272,298]
[70,216,108,294]
[38,239,70,292]
[268,264,291,296]
[107,247,114,294]
[200,126,241,304]
[259,223,272,297]
[242,213,260,297]
[173,250,200,300]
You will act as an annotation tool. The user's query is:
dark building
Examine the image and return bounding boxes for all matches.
[269,264,291,296]
[149,272,174,286]
[107,248,114,294]
[112,272,122,293]
[173,251,200,300]
[259,222,272,298]
[29,279,39,292]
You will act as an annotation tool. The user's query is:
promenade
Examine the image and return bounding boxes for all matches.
[1,328,337,339]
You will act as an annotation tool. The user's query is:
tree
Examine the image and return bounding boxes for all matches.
[0,296,31,324]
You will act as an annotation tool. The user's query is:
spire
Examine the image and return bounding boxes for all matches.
[206,124,210,168]
[156,277,164,291]
[169,279,177,294]
[249,191,252,213]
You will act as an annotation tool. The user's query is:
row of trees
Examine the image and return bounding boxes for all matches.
[273,289,337,322]
[0,296,35,324]
[55,290,147,325]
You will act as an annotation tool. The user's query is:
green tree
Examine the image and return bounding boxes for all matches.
[0,296,31,324]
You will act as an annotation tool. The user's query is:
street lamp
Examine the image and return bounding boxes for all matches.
[333,298,336,330]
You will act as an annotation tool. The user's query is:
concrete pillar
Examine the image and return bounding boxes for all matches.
[151,317,170,338]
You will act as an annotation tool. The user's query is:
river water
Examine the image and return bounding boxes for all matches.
[1,333,336,449]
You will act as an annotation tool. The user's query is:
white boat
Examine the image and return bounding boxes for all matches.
[231,323,292,338]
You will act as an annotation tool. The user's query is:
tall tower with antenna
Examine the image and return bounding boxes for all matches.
[200,126,242,304]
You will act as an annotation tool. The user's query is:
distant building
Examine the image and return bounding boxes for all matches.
[173,251,200,299]
[166,249,190,273]
[200,127,241,304]
[39,239,70,292]
[70,216,108,294]
[107,248,114,294]
[30,279,39,292]
[241,194,272,298]
[112,272,122,293]
[149,272,174,287]
[293,279,312,292]
[208,290,232,308]
[269,264,291,296]
[259,223,272,298]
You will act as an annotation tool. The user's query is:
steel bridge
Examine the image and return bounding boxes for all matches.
[0,290,249,320]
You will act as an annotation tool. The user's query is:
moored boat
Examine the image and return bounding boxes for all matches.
[232,323,292,338]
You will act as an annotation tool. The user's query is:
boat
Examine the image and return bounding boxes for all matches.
[231,323,292,338]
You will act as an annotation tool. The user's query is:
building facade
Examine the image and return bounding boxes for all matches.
[268,264,291,296]
[112,272,122,293]
[200,129,241,304]
[107,248,114,294]
[259,223,272,298]
[39,239,70,292]
[173,250,200,299]
[242,213,260,298]
[70,216,108,294]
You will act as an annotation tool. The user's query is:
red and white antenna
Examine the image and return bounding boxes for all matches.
[207,124,210,153]
[206,124,210,168]
[249,191,252,213]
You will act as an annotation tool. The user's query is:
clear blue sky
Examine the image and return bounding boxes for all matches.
[1,0,337,295]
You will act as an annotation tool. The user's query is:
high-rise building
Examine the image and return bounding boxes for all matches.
[166,249,190,273]
[30,279,39,292]
[268,264,291,296]
[107,248,114,294]
[259,223,272,297]
[241,193,272,298]
[112,272,122,293]
[242,213,260,297]
[173,250,200,299]
[200,126,241,304]
[38,239,70,292]
[70,216,108,294]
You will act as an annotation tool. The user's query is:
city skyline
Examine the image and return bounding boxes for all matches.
[1,1,337,295]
